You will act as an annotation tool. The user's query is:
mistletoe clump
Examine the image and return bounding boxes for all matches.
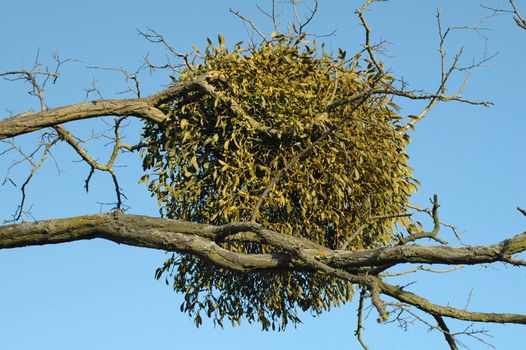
[141,34,417,330]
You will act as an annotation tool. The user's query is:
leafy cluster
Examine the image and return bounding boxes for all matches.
[141,35,417,330]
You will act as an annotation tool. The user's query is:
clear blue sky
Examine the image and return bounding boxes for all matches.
[1,1,525,349]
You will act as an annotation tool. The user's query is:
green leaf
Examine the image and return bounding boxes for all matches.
[190,156,199,172]
[138,174,149,184]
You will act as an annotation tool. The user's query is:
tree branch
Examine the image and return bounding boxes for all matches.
[433,314,459,350]
[2,212,526,269]
[0,99,165,140]
[1,212,526,326]
[0,74,224,140]
[355,289,371,350]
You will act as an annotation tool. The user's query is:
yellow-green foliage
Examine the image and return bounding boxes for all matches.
[141,35,417,330]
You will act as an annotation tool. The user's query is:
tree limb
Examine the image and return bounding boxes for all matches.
[1,212,525,326]
[0,99,165,140]
[0,74,223,140]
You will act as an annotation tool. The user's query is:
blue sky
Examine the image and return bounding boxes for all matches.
[1,0,525,349]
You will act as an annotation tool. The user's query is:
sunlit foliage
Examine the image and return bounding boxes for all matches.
[141,34,417,330]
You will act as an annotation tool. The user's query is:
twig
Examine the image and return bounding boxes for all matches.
[7,137,59,223]
[408,203,462,241]
[138,28,194,71]
[399,195,447,245]
[355,289,371,350]
[509,0,526,29]
[229,8,268,43]
[483,1,526,30]
[291,0,319,35]
[356,0,385,75]
[381,264,464,277]
[402,9,495,133]
[88,65,145,98]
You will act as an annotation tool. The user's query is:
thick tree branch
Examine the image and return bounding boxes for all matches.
[0,213,292,272]
[379,280,526,324]
[0,74,222,140]
[1,212,526,327]
[0,99,165,140]
[2,213,526,269]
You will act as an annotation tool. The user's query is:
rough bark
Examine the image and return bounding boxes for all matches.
[0,75,217,140]
[2,213,525,270]
[2,212,526,326]
[0,99,165,139]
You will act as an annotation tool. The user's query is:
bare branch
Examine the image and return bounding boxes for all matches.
[408,202,463,241]
[355,0,385,75]
[0,70,59,79]
[381,264,464,278]
[229,8,268,44]
[138,28,195,72]
[483,1,526,30]
[88,65,145,98]
[433,315,459,350]
[509,0,526,29]
[291,0,319,35]
[401,10,495,133]
[390,303,493,349]
[6,137,59,223]
[0,74,229,140]
[399,195,447,245]
[381,88,493,107]
[355,289,371,350]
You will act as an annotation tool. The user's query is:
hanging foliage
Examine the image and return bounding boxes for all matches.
[141,34,417,330]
